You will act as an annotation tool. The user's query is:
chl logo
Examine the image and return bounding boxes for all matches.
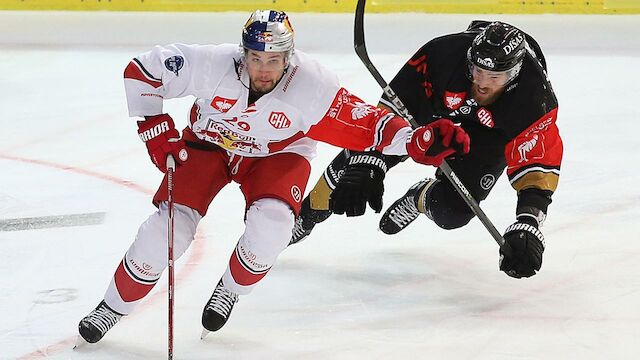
[290,185,302,203]
[476,108,494,128]
[269,112,291,129]
[211,96,237,113]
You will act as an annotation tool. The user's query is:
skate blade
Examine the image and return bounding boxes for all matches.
[73,335,88,349]
[200,328,210,340]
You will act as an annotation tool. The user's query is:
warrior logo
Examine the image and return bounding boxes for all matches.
[164,56,184,76]
[444,91,466,111]
[211,96,237,113]
[518,134,539,163]
[269,112,291,129]
[480,174,496,190]
[351,102,374,120]
[290,185,302,203]
[476,107,495,128]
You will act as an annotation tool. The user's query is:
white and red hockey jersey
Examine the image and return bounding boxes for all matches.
[124,43,412,160]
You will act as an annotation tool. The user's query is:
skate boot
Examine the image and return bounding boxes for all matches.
[289,197,332,245]
[78,300,123,344]
[379,178,438,235]
[201,279,239,337]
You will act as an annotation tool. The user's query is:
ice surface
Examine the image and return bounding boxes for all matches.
[1,11,639,360]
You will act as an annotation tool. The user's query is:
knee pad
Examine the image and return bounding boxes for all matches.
[428,181,475,230]
[126,203,201,280]
[225,198,294,293]
[240,198,294,260]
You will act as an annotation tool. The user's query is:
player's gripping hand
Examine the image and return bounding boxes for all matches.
[137,114,188,173]
[499,216,545,278]
[330,152,387,217]
[406,119,470,166]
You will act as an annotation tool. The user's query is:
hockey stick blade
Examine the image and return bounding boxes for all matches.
[353,0,511,254]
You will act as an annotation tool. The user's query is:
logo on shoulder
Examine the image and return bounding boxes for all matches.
[269,112,291,129]
[444,91,466,111]
[164,56,184,76]
[211,96,237,113]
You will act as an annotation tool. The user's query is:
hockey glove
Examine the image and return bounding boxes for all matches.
[137,114,188,173]
[499,216,545,279]
[406,119,470,166]
[330,151,387,217]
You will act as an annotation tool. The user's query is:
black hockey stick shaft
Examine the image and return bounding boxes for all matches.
[354,0,510,254]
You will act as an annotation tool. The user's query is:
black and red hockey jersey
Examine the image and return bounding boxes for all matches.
[379,21,563,214]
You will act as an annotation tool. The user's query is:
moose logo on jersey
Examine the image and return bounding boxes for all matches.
[444,91,466,111]
[211,96,237,113]
[268,112,291,129]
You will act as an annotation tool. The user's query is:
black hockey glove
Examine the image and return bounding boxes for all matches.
[329,152,387,217]
[499,216,545,279]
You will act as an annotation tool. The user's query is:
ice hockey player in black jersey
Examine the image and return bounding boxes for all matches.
[290,20,563,279]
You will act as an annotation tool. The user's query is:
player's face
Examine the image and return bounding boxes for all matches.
[469,65,508,105]
[246,50,287,94]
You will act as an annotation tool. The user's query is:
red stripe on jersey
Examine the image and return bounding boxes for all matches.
[113,261,156,302]
[189,102,200,126]
[505,107,562,177]
[228,247,269,286]
[374,115,411,152]
[267,131,304,153]
[124,60,163,89]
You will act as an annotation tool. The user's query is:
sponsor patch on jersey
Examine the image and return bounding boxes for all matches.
[480,174,496,190]
[211,96,237,113]
[268,112,291,129]
[444,91,466,111]
[476,107,495,128]
[291,185,302,203]
[164,55,184,76]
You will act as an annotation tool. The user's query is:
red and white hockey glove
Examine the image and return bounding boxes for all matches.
[406,119,470,166]
[137,114,188,173]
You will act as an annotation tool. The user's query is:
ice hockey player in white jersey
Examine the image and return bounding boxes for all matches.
[77,9,470,344]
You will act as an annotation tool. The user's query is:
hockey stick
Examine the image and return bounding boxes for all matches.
[166,155,176,359]
[354,0,511,254]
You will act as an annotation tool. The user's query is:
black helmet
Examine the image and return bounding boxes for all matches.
[467,21,526,72]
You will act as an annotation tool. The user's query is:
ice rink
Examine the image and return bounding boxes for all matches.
[1,10,639,359]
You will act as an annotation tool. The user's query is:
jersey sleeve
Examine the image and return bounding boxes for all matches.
[505,107,563,213]
[379,44,435,126]
[123,43,233,117]
[305,87,412,155]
